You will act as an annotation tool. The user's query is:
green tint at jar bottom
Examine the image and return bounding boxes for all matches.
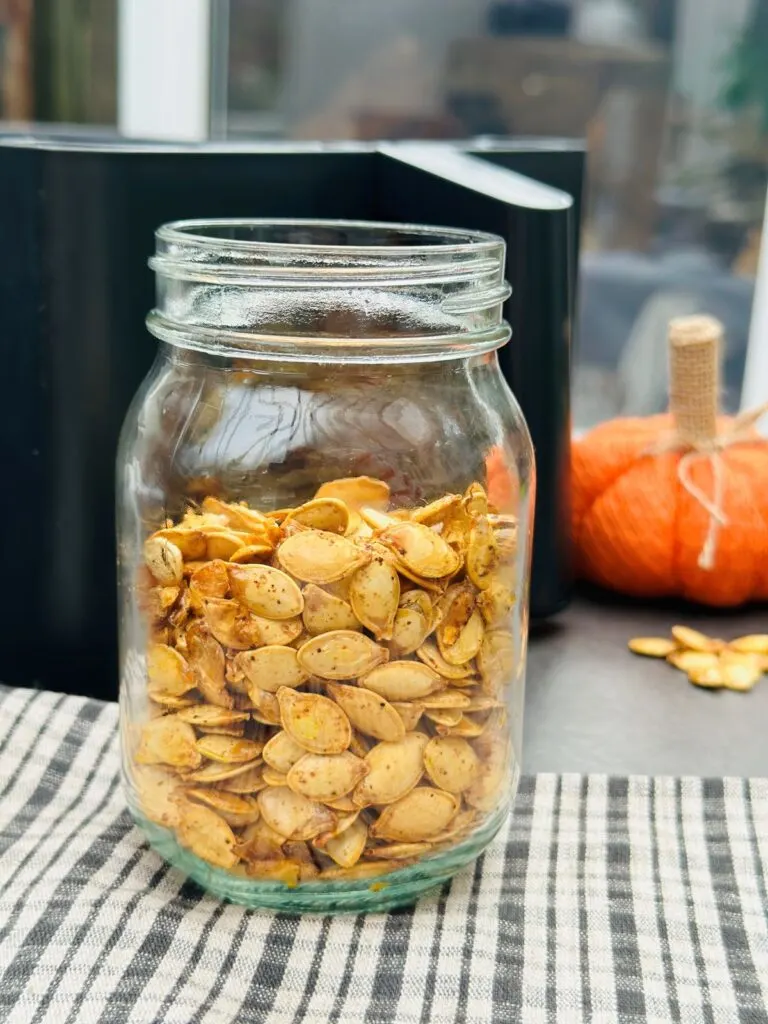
[130,803,510,914]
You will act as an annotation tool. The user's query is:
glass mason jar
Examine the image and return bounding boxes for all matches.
[118,219,534,913]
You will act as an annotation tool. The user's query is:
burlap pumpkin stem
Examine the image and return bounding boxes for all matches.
[572,315,768,607]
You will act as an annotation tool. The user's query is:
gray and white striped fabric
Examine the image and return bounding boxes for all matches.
[1,685,767,1024]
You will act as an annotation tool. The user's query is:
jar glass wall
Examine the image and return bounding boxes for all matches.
[118,220,534,912]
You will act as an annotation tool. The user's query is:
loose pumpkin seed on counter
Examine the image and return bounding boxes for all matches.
[628,627,768,692]
[128,478,518,882]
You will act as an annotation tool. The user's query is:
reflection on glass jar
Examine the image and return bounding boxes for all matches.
[117,219,534,912]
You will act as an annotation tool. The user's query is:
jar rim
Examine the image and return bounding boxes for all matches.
[154,218,504,259]
[149,218,511,363]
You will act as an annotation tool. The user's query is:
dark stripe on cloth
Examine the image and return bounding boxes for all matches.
[701,778,768,1024]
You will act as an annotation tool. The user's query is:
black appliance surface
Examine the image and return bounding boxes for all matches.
[0,137,583,698]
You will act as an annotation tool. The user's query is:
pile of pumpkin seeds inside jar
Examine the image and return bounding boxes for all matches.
[131,477,518,884]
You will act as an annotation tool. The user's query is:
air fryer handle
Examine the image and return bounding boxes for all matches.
[497,204,574,617]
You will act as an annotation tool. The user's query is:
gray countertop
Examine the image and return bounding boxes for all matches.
[524,589,768,777]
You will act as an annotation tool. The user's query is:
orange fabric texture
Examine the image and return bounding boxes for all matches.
[572,416,768,606]
[486,445,519,512]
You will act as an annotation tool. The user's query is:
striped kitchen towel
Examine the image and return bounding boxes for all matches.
[0,684,767,1024]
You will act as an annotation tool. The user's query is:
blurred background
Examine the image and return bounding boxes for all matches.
[2,0,766,430]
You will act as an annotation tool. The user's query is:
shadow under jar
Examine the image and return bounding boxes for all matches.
[118,219,534,913]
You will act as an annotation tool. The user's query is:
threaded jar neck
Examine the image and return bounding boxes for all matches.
[147,219,511,363]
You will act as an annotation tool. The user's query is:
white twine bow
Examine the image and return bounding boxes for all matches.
[646,403,768,571]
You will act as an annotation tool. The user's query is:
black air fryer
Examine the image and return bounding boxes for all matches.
[0,136,583,699]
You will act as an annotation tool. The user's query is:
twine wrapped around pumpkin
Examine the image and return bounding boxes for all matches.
[652,316,768,570]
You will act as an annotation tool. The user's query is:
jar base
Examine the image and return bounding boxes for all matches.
[129,804,509,914]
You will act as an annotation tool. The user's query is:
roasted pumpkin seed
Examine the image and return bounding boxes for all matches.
[371,787,459,841]
[277,687,352,754]
[149,691,198,711]
[320,860,397,881]
[246,685,283,726]
[186,788,261,826]
[318,816,368,868]
[312,810,361,846]
[182,757,263,784]
[437,714,486,738]
[284,497,350,534]
[671,626,723,652]
[234,646,309,694]
[245,861,301,885]
[195,735,264,764]
[324,794,359,813]
[262,730,309,773]
[325,683,406,742]
[477,630,515,694]
[424,737,480,793]
[315,476,390,510]
[359,507,398,530]
[229,543,275,563]
[251,614,304,646]
[136,716,202,770]
[353,732,429,807]
[418,691,470,710]
[465,517,498,590]
[423,707,464,727]
[628,637,678,658]
[297,630,388,679]
[201,496,278,535]
[176,705,250,728]
[721,660,761,692]
[134,766,182,828]
[463,482,489,519]
[228,564,304,620]
[667,650,719,673]
[258,786,336,841]
[278,530,370,584]
[348,555,400,640]
[388,606,431,657]
[364,842,432,860]
[186,627,231,708]
[729,635,768,655]
[287,751,368,802]
[465,735,508,811]
[262,766,290,786]
[217,765,266,794]
[435,584,476,646]
[390,702,423,731]
[437,610,484,666]
[176,799,239,868]
[205,530,249,561]
[379,522,461,579]
[282,840,321,880]
[144,536,184,586]
[477,577,515,629]
[361,661,441,701]
[189,559,230,600]
[301,583,361,635]
[202,598,260,651]
[147,644,195,697]
[416,641,475,680]
[411,494,462,525]
[154,526,207,560]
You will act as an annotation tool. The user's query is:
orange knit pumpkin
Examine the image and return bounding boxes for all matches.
[572,317,768,607]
